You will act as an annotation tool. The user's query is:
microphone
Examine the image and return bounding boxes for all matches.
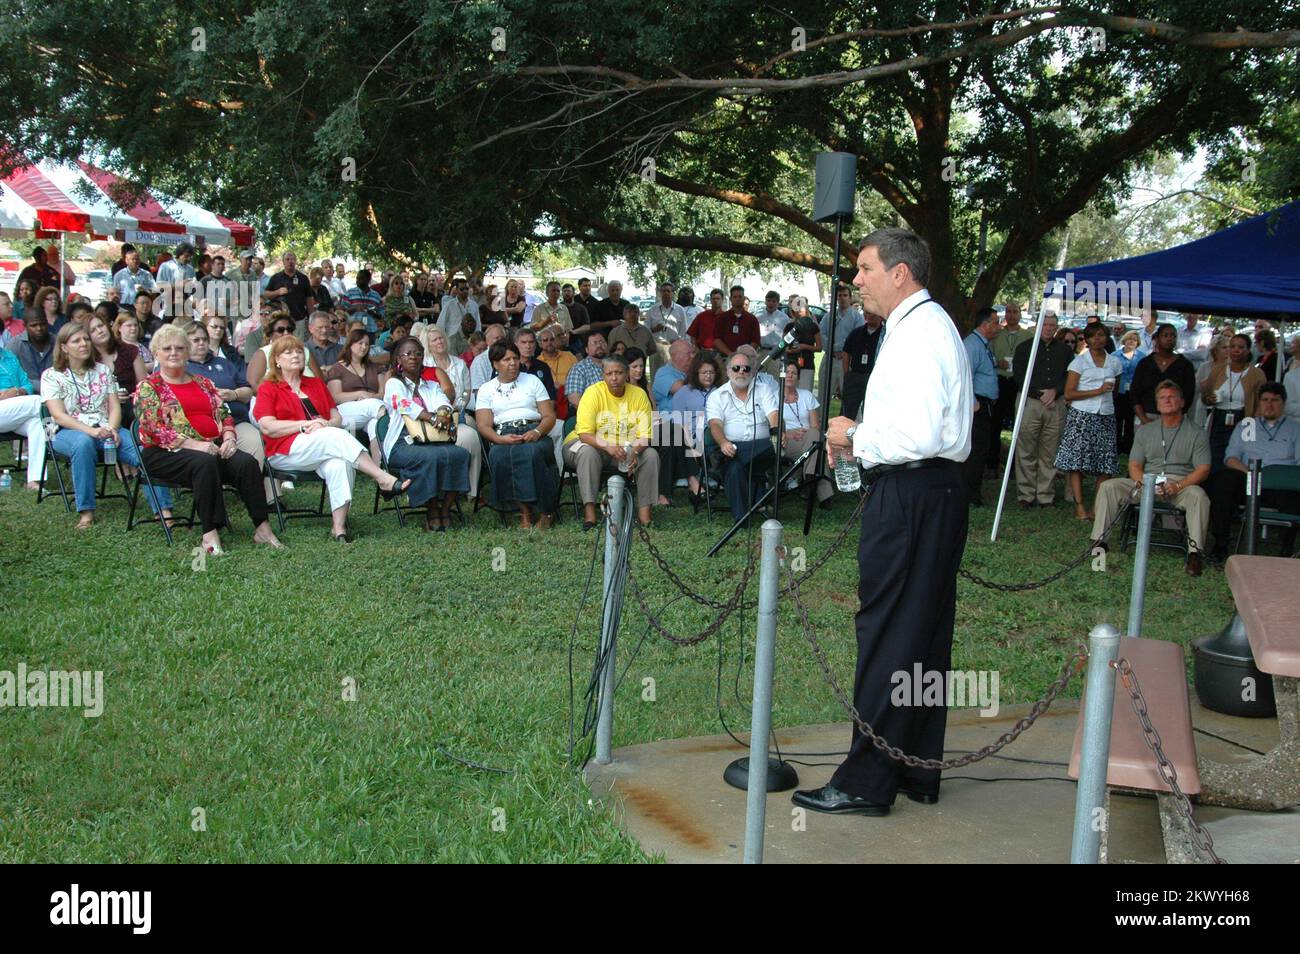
[767,327,798,362]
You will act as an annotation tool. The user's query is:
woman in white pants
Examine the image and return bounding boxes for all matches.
[254,335,409,542]
[0,348,46,487]
[324,328,388,464]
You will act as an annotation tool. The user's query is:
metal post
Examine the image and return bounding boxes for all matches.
[991,277,1064,541]
[1126,473,1157,639]
[1071,622,1122,864]
[1245,459,1261,556]
[744,519,784,865]
[594,474,627,765]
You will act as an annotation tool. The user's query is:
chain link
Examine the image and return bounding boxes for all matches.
[784,557,1088,769]
[958,503,1130,592]
[1114,658,1225,864]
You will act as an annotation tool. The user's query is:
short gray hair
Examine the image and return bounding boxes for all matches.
[860,227,930,286]
[601,353,630,372]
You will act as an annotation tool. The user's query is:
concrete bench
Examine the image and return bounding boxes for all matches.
[1198,556,1300,811]
[1068,636,1203,862]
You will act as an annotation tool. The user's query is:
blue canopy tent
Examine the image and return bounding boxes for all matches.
[994,200,1300,542]
[1045,200,1300,318]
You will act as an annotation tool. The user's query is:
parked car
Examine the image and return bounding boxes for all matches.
[71,268,110,301]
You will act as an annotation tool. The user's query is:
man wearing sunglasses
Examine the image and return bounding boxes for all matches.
[705,352,779,523]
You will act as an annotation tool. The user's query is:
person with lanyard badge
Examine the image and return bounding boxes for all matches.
[1200,333,1265,474]
[961,307,1001,506]
[1090,379,1211,576]
[1206,382,1300,563]
[779,360,833,507]
[794,228,972,817]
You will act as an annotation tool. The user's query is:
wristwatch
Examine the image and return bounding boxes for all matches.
[845,425,858,442]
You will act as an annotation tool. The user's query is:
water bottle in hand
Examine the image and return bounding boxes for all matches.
[102,436,118,467]
[618,442,632,473]
[833,448,860,493]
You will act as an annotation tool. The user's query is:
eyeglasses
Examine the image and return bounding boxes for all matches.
[730,365,751,373]
[272,325,293,335]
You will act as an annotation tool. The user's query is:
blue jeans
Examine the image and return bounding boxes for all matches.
[49,427,171,514]
[710,435,775,522]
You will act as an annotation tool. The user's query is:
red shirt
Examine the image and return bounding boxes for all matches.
[687,310,724,349]
[172,380,219,438]
[718,310,760,352]
[254,376,338,457]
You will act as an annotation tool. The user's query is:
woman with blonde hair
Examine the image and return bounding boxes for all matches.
[40,322,171,528]
[135,323,282,554]
[255,334,409,542]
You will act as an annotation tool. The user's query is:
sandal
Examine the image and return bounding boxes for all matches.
[379,476,411,501]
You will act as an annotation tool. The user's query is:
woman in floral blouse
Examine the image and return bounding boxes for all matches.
[41,321,171,529]
[135,324,283,555]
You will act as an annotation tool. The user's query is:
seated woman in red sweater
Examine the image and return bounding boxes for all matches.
[135,324,283,555]
[254,334,409,542]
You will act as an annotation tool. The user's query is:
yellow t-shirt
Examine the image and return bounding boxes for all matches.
[540,349,577,386]
[566,381,653,446]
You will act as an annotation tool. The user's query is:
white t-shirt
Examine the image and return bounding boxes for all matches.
[1068,351,1123,415]
[780,388,819,431]
[476,373,549,425]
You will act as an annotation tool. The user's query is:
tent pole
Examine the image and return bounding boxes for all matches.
[59,232,66,301]
[991,278,1064,542]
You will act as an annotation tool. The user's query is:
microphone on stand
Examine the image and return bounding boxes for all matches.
[757,327,797,374]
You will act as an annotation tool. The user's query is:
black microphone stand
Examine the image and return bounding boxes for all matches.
[802,213,849,536]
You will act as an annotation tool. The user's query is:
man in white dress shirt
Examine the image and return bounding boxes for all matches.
[793,227,972,817]
[645,281,687,372]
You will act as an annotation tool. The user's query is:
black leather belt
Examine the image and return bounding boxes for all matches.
[861,457,957,483]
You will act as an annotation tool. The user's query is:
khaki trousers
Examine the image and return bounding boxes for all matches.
[1091,477,1209,554]
[1014,398,1064,504]
[563,441,660,510]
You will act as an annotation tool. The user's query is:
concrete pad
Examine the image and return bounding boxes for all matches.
[585,698,1289,863]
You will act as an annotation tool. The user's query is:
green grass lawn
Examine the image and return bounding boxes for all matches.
[0,443,1233,862]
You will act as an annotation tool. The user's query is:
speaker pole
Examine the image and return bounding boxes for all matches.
[803,212,845,536]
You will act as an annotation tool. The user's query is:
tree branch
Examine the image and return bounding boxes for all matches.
[554,210,837,275]
[651,171,839,248]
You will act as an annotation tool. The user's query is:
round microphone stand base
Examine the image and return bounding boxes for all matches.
[723,756,799,793]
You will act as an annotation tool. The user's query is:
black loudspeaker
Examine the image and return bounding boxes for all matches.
[812,152,857,223]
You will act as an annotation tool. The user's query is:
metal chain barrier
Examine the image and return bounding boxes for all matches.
[1114,658,1225,864]
[784,557,1089,770]
[958,503,1131,592]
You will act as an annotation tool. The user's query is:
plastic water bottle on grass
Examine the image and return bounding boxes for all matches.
[0,469,11,491]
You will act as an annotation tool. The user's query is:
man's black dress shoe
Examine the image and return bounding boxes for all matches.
[898,786,939,805]
[791,784,890,816]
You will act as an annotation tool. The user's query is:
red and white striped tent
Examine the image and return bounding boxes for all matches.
[0,157,254,248]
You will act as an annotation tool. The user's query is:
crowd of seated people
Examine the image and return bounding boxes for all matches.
[11,245,1298,571]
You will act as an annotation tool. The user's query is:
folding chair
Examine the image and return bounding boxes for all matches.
[371,414,415,528]
[1118,497,1190,554]
[0,431,25,469]
[126,423,208,548]
[1235,464,1300,556]
[36,406,130,511]
[261,433,331,534]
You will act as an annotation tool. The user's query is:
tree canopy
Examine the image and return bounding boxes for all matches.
[3,1,1298,325]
